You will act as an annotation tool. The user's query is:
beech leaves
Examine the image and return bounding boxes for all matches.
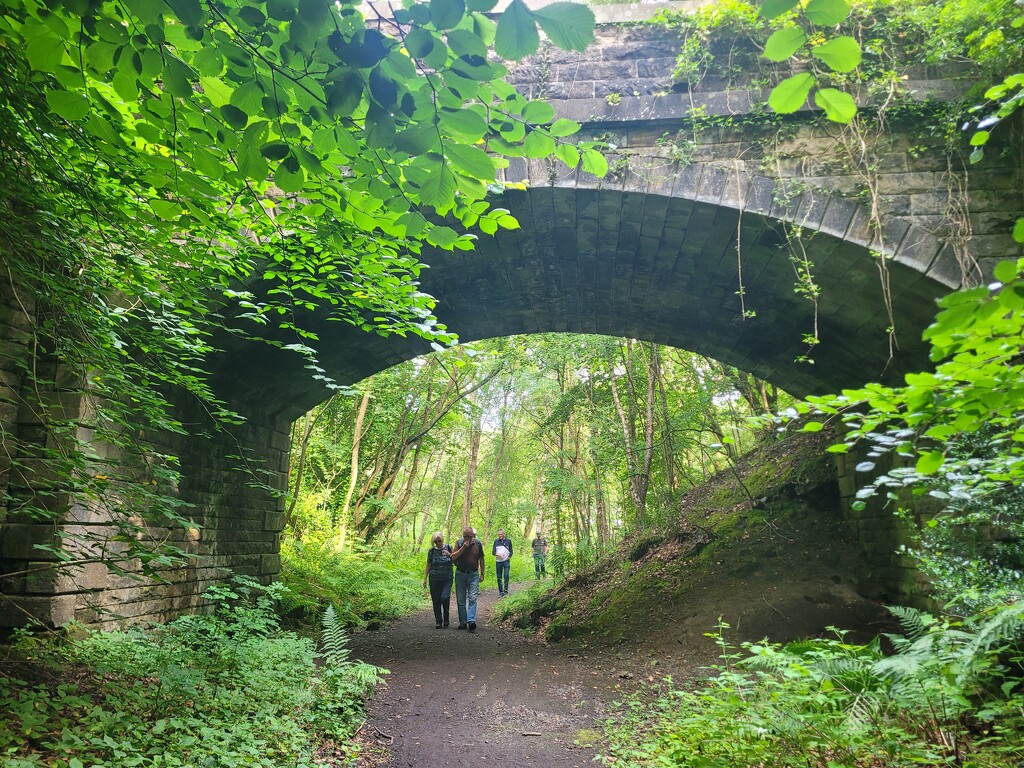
[760,0,862,123]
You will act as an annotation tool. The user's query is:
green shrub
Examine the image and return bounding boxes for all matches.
[597,603,1024,768]
[0,577,384,767]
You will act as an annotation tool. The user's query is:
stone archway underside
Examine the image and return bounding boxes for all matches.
[214,185,954,422]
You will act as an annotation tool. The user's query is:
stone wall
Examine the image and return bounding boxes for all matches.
[834,445,944,609]
[503,18,1021,281]
[0,263,290,628]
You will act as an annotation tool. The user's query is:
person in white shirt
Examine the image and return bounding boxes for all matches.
[492,529,513,597]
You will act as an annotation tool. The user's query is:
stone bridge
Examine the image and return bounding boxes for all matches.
[2,2,1021,626]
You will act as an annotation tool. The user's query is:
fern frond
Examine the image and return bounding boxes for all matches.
[321,604,351,666]
[887,605,934,641]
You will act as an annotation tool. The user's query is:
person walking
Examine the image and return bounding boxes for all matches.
[492,528,513,597]
[531,532,549,579]
[451,526,485,632]
[422,531,454,629]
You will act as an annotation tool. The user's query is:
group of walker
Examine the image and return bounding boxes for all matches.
[423,527,549,631]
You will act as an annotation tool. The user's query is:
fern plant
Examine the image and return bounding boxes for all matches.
[307,605,388,743]
[597,603,1024,767]
[321,604,352,666]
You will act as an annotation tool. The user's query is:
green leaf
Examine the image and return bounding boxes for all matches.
[27,32,64,72]
[124,0,165,24]
[532,3,595,52]
[192,46,224,77]
[297,0,329,28]
[763,27,806,62]
[274,156,306,192]
[163,56,196,98]
[151,199,181,220]
[417,164,457,210]
[759,0,799,19]
[915,451,945,475]
[813,87,857,123]
[440,106,488,141]
[236,140,269,180]
[86,41,120,72]
[800,421,824,432]
[494,0,539,60]
[430,0,465,31]
[768,72,814,114]
[549,118,579,137]
[326,72,364,118]
[1012,219,1024,244]
[811,36,861,72]
[522,100,555,124]
[524,129,555,158]
[994,259,1020,282]
[581,147,607,177]
[448,29,488,58]
[220,104,249,129]
[426,225,460,248]
[804,0,852,26]
[446,142,495,179]
[166,0,204,26]
[969,131,990,147]
[555,143,580,167]
[405,28,440,61]
[231,81,266,115]
[267,0,297,21]
[260,141,291,161]
[395,124,439,155]
[46,89,90,121]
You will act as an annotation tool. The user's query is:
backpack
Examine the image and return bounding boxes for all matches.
[428,545,453,578]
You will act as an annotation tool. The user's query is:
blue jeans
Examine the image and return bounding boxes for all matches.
[455,570,480,625]
[495,559,510,595]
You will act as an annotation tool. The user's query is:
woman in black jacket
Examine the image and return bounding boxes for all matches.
[423,531,454,628]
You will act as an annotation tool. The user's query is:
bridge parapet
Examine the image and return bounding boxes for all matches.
[500,10,1019,282]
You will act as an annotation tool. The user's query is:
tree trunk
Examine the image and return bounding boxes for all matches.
[337,384,371,551]
[461,391,481,529]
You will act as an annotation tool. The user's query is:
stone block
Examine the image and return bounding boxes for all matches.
[1,523,61,560]
[926,243,968,288]
[0,594,77,627]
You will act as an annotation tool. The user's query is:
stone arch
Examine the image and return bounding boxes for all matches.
[212,171,961,423]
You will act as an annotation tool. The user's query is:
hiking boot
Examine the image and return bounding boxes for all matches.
[457,624,467,630]
[468,621,476,632]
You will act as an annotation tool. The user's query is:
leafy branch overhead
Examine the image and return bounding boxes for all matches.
[5,0,603,287]
[759,0,861,122]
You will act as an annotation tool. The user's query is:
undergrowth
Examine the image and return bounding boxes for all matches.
[0,577,385,767]
[279,537,423,626]
[596,602,1024,768]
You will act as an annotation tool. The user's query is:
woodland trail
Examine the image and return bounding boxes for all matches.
[347,582,642,768]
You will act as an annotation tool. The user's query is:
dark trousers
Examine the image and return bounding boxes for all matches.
[429,577,452,625]
[495,559,510,594]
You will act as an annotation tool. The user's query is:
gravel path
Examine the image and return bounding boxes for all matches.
[347,583,633,768]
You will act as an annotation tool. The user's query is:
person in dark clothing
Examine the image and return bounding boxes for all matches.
[492,529,513,597]
[451,526,485,632]
[423,531,454,628]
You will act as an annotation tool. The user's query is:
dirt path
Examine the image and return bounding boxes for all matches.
[347,583,642,768]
